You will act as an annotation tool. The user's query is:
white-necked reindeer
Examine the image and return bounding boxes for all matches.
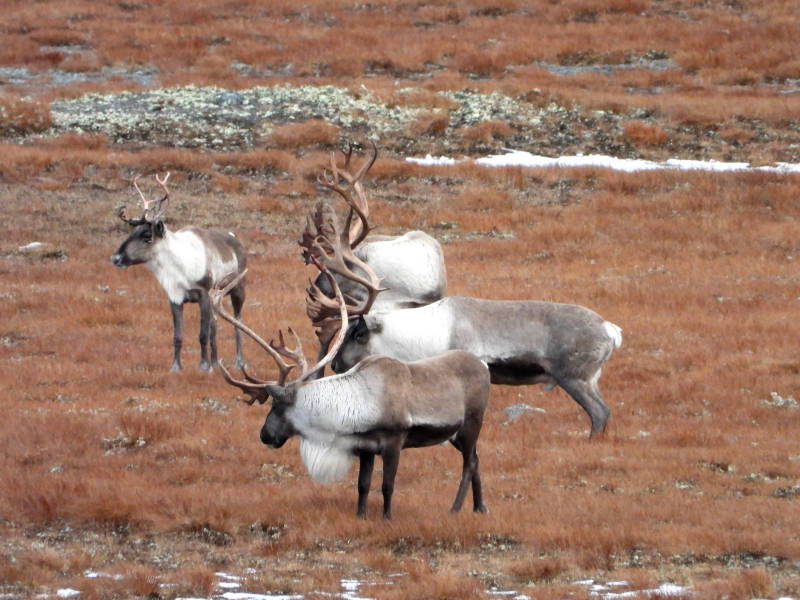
[111,173,246,372]
[330,297,622,438]
[306,143,446,376]
[302,156,622,439]
[210,205,490,520]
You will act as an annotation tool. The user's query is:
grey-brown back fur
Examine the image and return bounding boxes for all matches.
[261,349,490,519]
[332,296,622,437]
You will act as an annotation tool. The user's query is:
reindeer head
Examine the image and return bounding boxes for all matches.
[111,173,170,268]
[210,183,383,446]
[331,315,377,373]
[209,253,351,448]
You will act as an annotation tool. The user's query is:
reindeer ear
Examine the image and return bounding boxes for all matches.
[266,384,286,404]
[153,220,166,238]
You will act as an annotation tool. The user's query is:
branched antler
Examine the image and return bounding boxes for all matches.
[300,201,384,325]
[210,260,349,404]
[118,172,171,226]
[209,270,295,404]
[317,141,377,248]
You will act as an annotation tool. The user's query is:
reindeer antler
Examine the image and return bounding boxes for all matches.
[118,172,171,226]
[209,270,296,404]
[210,260,349,404]
[300,202,384,332]
[318,141,377,248]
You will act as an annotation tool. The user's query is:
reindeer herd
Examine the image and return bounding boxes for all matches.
[111,143,622,519]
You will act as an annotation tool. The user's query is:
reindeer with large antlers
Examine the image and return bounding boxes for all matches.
[313,158,622,438]
[210,203,490,520]
[307,142,447,377]
[111,173,247,372]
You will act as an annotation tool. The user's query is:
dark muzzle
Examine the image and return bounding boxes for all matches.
[110,253,128,268]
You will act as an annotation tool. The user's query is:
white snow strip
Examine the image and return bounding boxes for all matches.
[18,241,45,251]
[219,594,302,600]
[406,154,460,165]
[407,149,800,174]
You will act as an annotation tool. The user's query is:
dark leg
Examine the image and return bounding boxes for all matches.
[449,436,477,513]
[557,377,610,438]
[357,452,375,518]
[208,300,218,366]
[229,284,246,369]
[198,291,213,371]
[470,449,487,513]
[380,446,401,520]
[169,301,184,372]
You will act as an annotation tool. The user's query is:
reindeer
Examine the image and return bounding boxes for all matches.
[307,143,447,376]
[329,297,622,438]
[210,203,490,519]
[110,173,246,372]
[302,161,622,438]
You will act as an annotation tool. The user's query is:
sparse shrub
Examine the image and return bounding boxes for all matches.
[408,110,450,137]
[448,51,503,77]
[385,562,483,600]
[736,567,774,598]
[267,119,341,149]
[173,566,218,597]
[451,185,513,212]
[718,126,754,145]
[694,567,774,599]
[0,95,51,136]
[460,119,514,145]
[509,555,566,583]
[209,172,244,193]
[622,120,669,147]
[391,88,459,110]
[29,28,88,47]
[326,57,363,77]
[21,547,66,576]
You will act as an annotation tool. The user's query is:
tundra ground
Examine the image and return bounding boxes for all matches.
[1,1,800,598]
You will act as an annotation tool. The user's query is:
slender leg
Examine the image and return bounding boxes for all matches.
[230,284,246,369]
[449,437,476,513]
[470,449,487,513]
[557,377,610,437]
[169,301,184,372]
[357,452,375,518]
[197,291,213,371]
[208,301,218,367]
[380,446,401,520]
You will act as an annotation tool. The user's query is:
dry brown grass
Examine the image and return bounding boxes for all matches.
[2,156,799,598]
[2,1,800,598]
[0,0,797,131]
[267,119,342,150]
[623,120,669,148]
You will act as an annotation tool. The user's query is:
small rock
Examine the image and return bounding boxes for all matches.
[503,403,544,423]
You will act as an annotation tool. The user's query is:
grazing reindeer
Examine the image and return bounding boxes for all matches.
[331,296,622,438]
[307,143,446,376]
[110,173,246,372]
[210,205,490,519]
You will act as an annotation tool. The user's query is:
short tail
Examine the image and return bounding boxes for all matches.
[603,321,623,348]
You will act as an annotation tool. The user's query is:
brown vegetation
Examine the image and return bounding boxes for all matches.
[2,1,800,599]
[2,157,799,598]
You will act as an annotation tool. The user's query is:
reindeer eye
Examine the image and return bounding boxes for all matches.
[354,329,368,343]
